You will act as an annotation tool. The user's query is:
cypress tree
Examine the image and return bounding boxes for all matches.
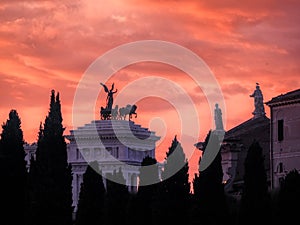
[239,140,270,225]
[31,90,73,225]
[138,156,160,196]
[105,168,129,225]
[0,109,27,225]
[135,156,160,225]
[278,169,300,224]
[75,161,105,225]
[26,155,38,225]
[26,122,43,225]
[160,135,190,225]
[192,130,228,225]
[161,135,190,197]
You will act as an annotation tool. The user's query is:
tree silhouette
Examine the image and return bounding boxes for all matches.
[105,168,129,225]
[160,135,190,225]
[162,135,190,197]
[139,156,160,188]
[0,109,27,225]
[192,130,228,225]
[278,169,300,225]
[26,155,38,225]
[26,122,43,225]
[131,156,160,225]
[75,161,106,225]
[29,90,73,225]
[239,140,270,225]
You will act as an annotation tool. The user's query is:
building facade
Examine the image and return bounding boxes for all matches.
[221,115,270,194]
[195,84,271,197]
[24,142,37,171]
[266,89,300,189]
[220,84,270,196]
[24,119,160,211]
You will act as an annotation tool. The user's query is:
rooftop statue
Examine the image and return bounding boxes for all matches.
[99,83,138,121]
[100,82,118,120]
[250,83,266,118]
[100,82,118,112]
[214,103,224,130]
[119,104,137,121]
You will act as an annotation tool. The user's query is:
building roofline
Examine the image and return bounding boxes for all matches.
[266,88,300,107]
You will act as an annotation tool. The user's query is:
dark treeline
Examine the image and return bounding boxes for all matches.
[0,90,300,225]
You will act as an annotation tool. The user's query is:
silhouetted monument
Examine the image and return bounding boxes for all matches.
[100,83,137,120]
[214,103,224,130]
[100,82,117,111]
[250,83,266,118]
[119,104,137,120]
[195,83,270,196]
[100,82,118,120]
[66,82,158,210]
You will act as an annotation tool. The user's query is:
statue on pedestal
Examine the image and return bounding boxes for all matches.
[99,82,138,121]
[100,82,117,120]
[100,82,117,111]
[214,103,224,130]
[250,83,265,118]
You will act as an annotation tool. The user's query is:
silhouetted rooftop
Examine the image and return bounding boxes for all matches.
[224,116,270,141]
[222,115,270,192]
[266,88,300,106]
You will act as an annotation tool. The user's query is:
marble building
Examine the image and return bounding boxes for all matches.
[23,142,37,171]
[24,119,160,211]
[65,119,160,209]
[23,82,162,211]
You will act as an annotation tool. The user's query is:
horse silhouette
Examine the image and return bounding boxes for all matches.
[100,106,111,120]
[119,104,137,120]
[111,105,119,120]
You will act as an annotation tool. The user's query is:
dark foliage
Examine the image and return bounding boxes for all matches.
[192,130,228,225]
[239,140,270,225]
[161,135,190,198]
[4,93,300,225]
[0,110,27,225]
[278,169,300,224]
[105,168,129,225]
[159,135,191,225]
[128,156,160,225]
[75,161,106,225]
[28,90,73,225]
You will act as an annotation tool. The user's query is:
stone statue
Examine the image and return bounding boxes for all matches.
[100,82,118,112]
[119,104,137,121]
[250,83,265,118]
[111,105,119,120]
[99,82,138,121]
[214,103,224,130]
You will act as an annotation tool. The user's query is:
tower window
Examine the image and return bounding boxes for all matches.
[278,119,284,141]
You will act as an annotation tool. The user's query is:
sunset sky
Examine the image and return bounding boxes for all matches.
[1,0,300,179]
